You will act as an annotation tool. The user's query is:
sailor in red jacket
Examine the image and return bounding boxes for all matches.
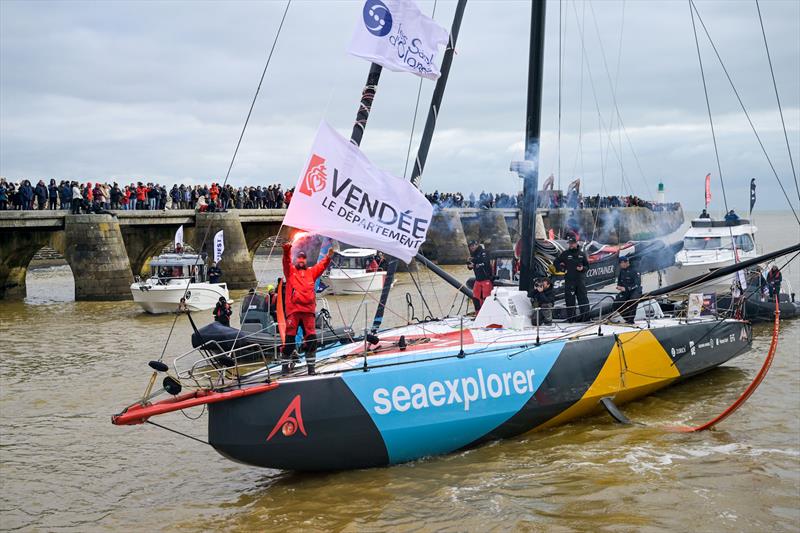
[281,241,334,375]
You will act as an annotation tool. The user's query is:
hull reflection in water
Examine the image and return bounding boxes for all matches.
[207,317,751,471]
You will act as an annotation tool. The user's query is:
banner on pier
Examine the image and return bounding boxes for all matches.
[284,121,433,263]
[213,230,224,263]
[348,0,449,80]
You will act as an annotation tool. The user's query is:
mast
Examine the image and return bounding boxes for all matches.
[350,63,383,147]
[518,0,547,295]
[371,0,469,332]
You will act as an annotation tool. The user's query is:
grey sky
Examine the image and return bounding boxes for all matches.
[1,0,798,212]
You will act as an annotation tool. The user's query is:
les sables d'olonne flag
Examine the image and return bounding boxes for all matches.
[348,0,449,80]
[284,121,433,264]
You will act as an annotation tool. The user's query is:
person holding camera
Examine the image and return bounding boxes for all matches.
[532,277,555,325]
[557,235,590,322]
[467,240,493,311]
[614,256,641,323]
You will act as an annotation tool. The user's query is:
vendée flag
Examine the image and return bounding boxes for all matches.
[284,121,433,263]
[348,0,449,80]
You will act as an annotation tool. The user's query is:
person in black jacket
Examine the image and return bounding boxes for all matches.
[614,256,641,323]
[467,241,493,311]
[213,296,232,326]
[208,262,222,283]
[557,235,590,321]
[766,265,782,300]
[34,180,47,210]
[48,179,59,209]
[532,277,555,325]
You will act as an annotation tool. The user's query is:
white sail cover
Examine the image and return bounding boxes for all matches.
[213,230,224,263]
[348,0,449,80]
[284,121,433,263]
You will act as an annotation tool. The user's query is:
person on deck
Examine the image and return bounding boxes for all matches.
[213,296,232,326]
[724,210,740,222]
[241,288,266,317]
[557,235,590,322]
[766,265,782,300]
[366,257,379,273]
[699,209,710,219]
[208,262,222,283]
[266,284,278,321]
[281,241,334,375]
[614,256,641,323]
[532,277,554,325]
[467,240,493,312]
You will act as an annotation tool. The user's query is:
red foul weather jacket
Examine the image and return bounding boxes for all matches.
[282,244,331,316]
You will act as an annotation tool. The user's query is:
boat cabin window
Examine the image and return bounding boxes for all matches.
[335,255,370,269]
[734,234,754,252]
[151,263,206,281]
[684,234,754,251]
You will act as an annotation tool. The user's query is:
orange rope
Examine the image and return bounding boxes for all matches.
[670,296,780,432]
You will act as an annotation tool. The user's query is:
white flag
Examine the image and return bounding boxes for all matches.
[213,230,224,263]
[284,121,433,263]
[174,225,184,249]
[348,0,449,80]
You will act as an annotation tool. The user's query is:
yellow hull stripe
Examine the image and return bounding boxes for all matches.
[538,331,681,429]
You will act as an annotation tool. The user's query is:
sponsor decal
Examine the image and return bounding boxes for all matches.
[371,367,537,415]
[298,154,327,197]
[586,264,616,278]
[266,395,307,441]
[739,326,749,342]
[388,24,437,76]
[689,340,696,356]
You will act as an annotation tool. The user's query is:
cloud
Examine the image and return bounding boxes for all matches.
[1,0,798,212]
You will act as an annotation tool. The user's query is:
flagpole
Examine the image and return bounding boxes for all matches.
[371,0,469,332]
[313,62,383,282]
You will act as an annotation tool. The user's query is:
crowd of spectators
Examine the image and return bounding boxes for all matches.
[425,191,522,209]
[0,177,679,214]
[0,178,293,213]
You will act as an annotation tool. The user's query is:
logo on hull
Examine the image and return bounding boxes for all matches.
[267,395,307,441]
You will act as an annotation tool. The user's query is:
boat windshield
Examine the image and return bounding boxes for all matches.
[151,264,206,282]
[335,256,369,269]
[684,234,754,251]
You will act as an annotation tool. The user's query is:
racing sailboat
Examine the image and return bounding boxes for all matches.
[112,0,793,471]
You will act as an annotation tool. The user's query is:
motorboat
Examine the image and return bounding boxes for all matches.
[665,218,758,293]
[322,248,388,295]
[130,253,229,314]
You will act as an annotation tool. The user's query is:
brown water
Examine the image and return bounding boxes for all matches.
[1,213,798,532]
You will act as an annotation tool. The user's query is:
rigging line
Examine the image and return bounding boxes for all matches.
[587,1,653,200]
[755,0,800,205]
[145,420,210,446]
[570,0,637,198]
[688,0,729,213]
[157,0,293,359]
[690,0,800,224]
[403,0,438,179]
[558,0,563,192]
[570,0,587,180]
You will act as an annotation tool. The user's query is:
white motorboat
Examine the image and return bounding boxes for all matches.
[131,253,230,314]
[665,217,758,292]
[322,248,388,295]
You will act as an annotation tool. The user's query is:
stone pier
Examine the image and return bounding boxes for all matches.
[192,212,257,290]
[420,210,470,263]
[63,215,134,300]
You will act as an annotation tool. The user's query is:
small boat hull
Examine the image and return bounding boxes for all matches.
[208,319,751,471]
[131,282,230,314]
[665,258,739,292]
[323,270,387,295]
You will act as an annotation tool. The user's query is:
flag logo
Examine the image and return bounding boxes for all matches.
[266,395,307,441]
[299,154,328,197]
[363,0,392,37]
